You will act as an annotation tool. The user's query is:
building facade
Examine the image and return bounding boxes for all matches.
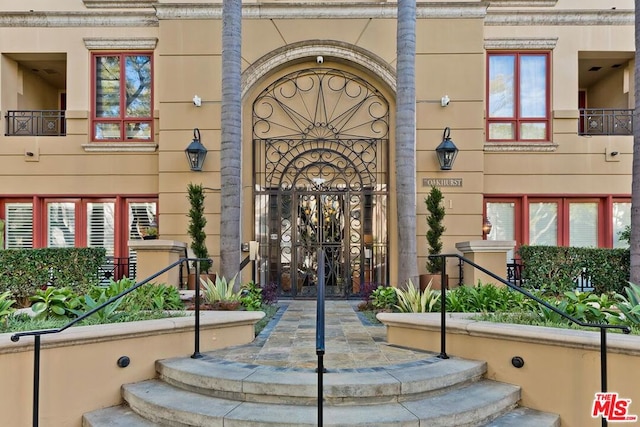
[0,0,634,297]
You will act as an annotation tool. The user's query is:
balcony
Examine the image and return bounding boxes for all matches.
[579,108,633,136]
[5,110,66,136]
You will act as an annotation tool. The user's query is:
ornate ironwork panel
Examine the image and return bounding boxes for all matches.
[253,68,389,297]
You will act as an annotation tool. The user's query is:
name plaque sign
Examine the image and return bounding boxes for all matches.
[423,178,463,187]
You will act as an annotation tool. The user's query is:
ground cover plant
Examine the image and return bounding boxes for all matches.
[357,280,640,334]
[1,276,280,335]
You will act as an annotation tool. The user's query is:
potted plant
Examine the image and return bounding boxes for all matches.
[420,186,448,290]
[187,183,213,288]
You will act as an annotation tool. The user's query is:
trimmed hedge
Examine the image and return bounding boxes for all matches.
[0,248,106,304]
[518,245,629,294]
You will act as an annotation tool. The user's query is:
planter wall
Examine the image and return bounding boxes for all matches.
[0,311,263,427]
[378,312,640,427]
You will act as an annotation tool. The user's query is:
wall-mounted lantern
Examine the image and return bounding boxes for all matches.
[435,127,459,171]
[185,128,207,171]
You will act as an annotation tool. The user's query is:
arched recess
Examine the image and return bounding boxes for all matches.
[250,64,391,298]
[242,40,397,99]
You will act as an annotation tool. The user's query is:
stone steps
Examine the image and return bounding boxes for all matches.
[83,355,560,427]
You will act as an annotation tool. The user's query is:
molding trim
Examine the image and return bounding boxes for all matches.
[0,11,157,27]
[486,10,634,26]
[484,142,558,152]
[155,3,488,20]
[242,40,397,97]
[82,142,158,152]
[83,0,157,8]
[484,37,558,50]
[488,0,557,6]
[84,37,158,50]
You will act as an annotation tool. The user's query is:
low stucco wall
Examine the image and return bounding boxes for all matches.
[378,313,640,427]
[1,311,264,427]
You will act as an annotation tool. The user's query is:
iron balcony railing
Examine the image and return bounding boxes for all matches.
[5,110,66,136]
[579,108,633,136]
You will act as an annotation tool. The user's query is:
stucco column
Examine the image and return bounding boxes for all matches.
[454,240,516,287]
[128,240,187,288]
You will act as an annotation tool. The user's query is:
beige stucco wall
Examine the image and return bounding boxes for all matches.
[380,313,640,427]
[0,311,263,427]
[0,1,634,284]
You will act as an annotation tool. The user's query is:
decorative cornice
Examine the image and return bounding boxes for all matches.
[486,10,634,26]
[488,0,557,6]
[154,3,489,20]
[83,0,157,8]
[82,142,158,152]
[0,11,157,27]
[484,37,558,50]
[84,37,158,50]
[484,142,558,152]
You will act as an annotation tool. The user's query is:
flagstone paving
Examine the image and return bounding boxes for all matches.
[204,300,435,370]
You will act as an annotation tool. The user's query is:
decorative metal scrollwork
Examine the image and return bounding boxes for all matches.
[252,67,390,297]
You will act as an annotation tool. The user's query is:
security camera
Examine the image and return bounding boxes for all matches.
[441,95,450,107]
[193,95,202,107]
[316,56,324,64]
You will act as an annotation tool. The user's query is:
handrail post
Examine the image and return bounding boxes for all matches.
[438,254,448,359]
[601,327,608,427]
[192,259,202,359]
[33,335,41,427]
[316,248,325,426]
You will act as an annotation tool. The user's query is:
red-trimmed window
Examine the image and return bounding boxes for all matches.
[92,52,153,142]
[1,197,156,259]
[485,196,629,250]
[487,51,550,142]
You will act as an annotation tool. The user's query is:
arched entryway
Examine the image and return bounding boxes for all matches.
[252,68,390,298]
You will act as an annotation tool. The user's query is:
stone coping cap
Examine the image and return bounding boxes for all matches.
[455,240,516,253]
[2,310,264,353]
[377,312,640,356]
[128,239,187,251]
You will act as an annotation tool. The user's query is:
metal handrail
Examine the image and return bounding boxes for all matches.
[431,253,631,427]
[10,256,211,427]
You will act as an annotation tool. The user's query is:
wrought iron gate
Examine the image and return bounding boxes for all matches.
[253,68,389,297]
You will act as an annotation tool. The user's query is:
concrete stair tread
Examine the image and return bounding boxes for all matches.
[120,378,522,427]
[83,405,159,427]
[157,355,487,401]
[483,407,560,427]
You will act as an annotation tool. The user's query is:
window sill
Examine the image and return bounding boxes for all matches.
[82,142,158,152]
[484,141,558,152]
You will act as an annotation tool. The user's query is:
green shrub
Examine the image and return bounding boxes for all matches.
[0,247,105,305]
[0,291,16,324]
[83,278,183,314]
[444,282,527,313]
[240,282,263,311]
[369,285,398,311]
[30,287,81,320]
[518,245,629,294]
[74,291,125,323]
[609,282,640,326]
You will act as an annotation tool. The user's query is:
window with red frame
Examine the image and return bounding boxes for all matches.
[485,196,630,249]
[92,52,153,142]
[487,51,550,142]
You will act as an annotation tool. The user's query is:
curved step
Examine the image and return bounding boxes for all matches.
[119,378,521,427]
[483,407,560,427]
[156,355,487,405]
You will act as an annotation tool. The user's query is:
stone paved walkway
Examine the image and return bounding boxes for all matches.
[204,300,435,371]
